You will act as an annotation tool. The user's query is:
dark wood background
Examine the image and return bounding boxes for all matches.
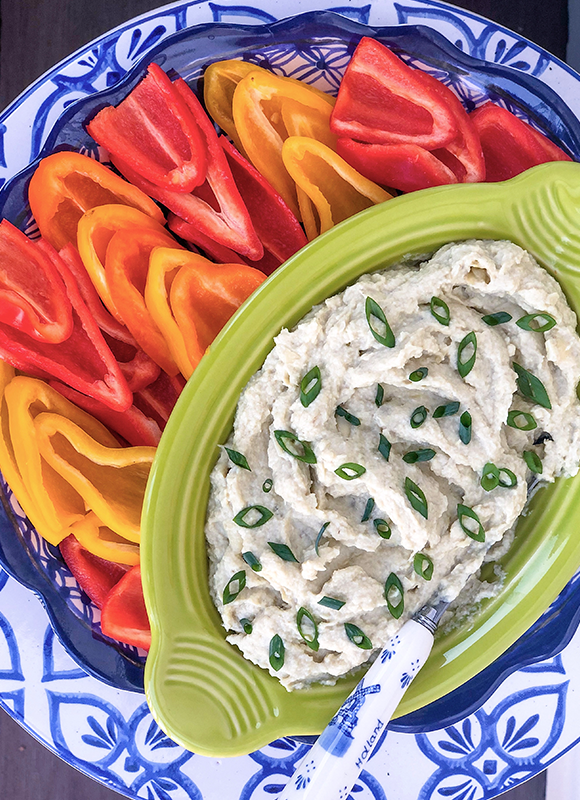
[0,0,568,797]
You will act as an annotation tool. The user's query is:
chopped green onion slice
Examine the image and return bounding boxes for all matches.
[269,634,285,671]
[365,296,395,347]
[457,332,477,378]
[240,618,253,635]
[457,504,485,542]
[482,311,512,326]
[405,477,428,519]
[300,366,322,407]
[523,450,543,474]
[223,570,246,604]
[375,384,385,407]
[433,401,460,418]
[410,405,428,428]
[344,622,372,649]
[384,573,404,618]
[481,463,499,492]
[403,448,436,464]
[374,519,391,538]
[274,430,317,463]
[336,406,361,426]
[268,542,299,562]
[233,505,273,528]
[242,551,262,572]
[225,447,250,470]
[430,296,450,325]
[361,497,375,522]
[516,312,556,333]
[262,478,273,493]
[507,410,537,431]
[409,367,428,382]
[512,363,552,409]
[335,462,366,480]
[319,596,345,610]
[414,553,434,581]
[459,411,472,444]
[296,607,319,651]
[498,467,518,487]
[315,522,330,556]
[378,433,391,462]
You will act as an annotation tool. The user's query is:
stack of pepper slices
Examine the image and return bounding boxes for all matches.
[0,37,572,653]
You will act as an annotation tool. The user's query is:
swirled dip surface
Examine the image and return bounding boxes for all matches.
[205,240,580,690]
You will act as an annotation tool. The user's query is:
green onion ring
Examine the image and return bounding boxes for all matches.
[300,365,322,407]
[384,573,405,619]
[365,296,395,347]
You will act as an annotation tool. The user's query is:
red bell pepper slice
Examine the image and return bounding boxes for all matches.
[100,564,151,651]
[330,37,458,150]
[470,101,572,181]
[0,220,73,344]
[87,62,207,193]
[0,239,133,412]
[132,368,184,428]
[336,138,457,192]
[59,533,129,609]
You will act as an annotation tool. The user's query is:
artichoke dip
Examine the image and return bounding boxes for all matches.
[205,240,580,690]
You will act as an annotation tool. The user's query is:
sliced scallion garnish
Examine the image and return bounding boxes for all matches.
[433,401,460,418]
[523,450,543,474]
[361,497,375,522]
[262,478,273,493]
[507,410,537,431]
[431,296,450,326]
[384,572,405,618]
[296,607,319,651]
[404,477,428,519]
[516,312,556,332]
[223,570,246,605]
[300,366,322,407]
[414,553,434,580]
[225,447,250,470]
[409,367,428,382]
[344,622,372,649]
[365,296,395,347]
[268,542,299,562]
[233,505,273,528]
[512,363,551,409]
[336,406,361,426]
[481,463,499,492]
[319,596,345,610]
[457,332,477,378]
[459,411,472,444]
[457,504,485,542]
[498,467,518,487]
[378,433,391,462]
[482,311,512,326]
[242,551,262,572]
[375,384,385,407]
[315,522,330,556]
[374,519,391,538]
[403,448,435,464]
[240,618,253,635]
[335,462,366,480]
[269,634,285,671]
[410,405,428,428]
[274,430,317,463]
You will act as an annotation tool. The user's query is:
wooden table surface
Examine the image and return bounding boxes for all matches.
[0,0,569,797]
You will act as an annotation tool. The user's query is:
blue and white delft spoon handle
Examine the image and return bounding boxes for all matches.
[277,603,447,800]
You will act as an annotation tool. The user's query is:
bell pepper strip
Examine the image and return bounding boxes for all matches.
[105,227,182,375]
[330,37,458,149]
[281,136,392,238]
[470,101,572,182]
[132,368,184,428]
[3,376,119,544]
[51,380,162,447]
[231,70,336,218]
[87,62,207,194]
[59,533,130,608]
[0,220,73,344]
[167,213,247,265]
[70,512,140,566]
[0,242,133,412]
[76,203,169,322]
[28,151,165,251]
[100,564,151,650]
[33,411,155,543]
[336,138,458,192]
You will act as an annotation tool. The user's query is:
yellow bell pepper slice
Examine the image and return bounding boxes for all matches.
[232,70,335,218]
[33,412,155,544]
[281,136,393,239]
[70,511,140,566]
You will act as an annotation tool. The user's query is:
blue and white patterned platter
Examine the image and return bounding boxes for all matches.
[1,1,580,798]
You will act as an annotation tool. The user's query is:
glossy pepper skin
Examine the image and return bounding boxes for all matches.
[101,564,151,650]
[28,151,164,251]
[87,62,207,193]
[70,512,140,566]
[59,533,130,607]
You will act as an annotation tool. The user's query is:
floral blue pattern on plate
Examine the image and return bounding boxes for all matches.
[1,2,580,798]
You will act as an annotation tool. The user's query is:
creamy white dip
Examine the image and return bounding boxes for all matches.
[205,240,580,690]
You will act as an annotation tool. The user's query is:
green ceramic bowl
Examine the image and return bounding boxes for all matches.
[141,161,580,757]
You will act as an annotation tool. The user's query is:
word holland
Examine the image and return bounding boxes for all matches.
[355,719,385,768]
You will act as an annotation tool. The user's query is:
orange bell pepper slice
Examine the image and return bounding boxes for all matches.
[76,204,169,322]
[101,564,151,650]
[70,512,140,566]
[28,151,165,251]
[281,136,393,239]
